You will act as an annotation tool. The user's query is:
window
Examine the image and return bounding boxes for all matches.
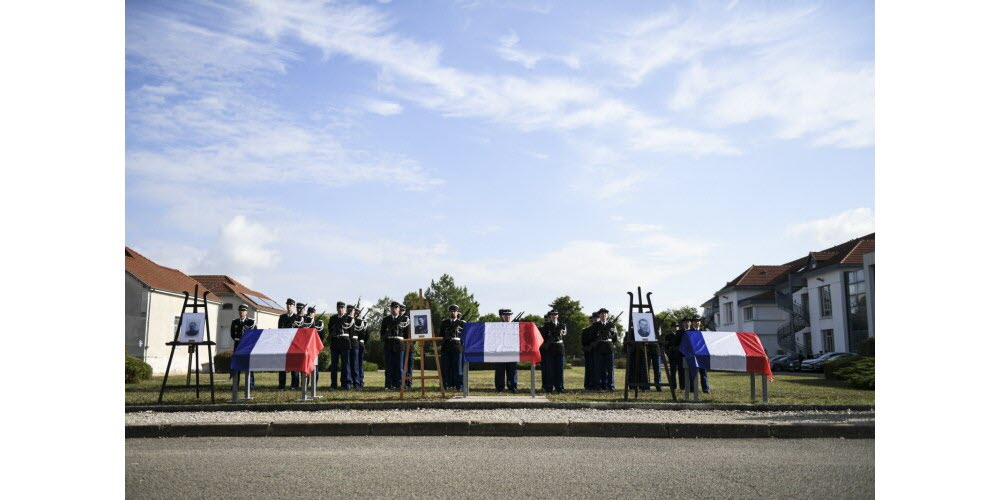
[820,285,832,317]
[823,329,835,352]
[173,316,180,334]
[222,303,233,310]
[845,269,869,352]
[803,332,813,356]
[724,302,734,324]
[743,306,754,321]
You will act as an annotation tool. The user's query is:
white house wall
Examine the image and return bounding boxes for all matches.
[214,295,281,352]
[803,269,848,354]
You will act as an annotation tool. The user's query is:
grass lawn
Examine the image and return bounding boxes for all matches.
[127,367,874,406]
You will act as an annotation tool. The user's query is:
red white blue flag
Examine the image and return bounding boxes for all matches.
[230,328,324,373]
[680,331,773,381]
[461,322,543,363]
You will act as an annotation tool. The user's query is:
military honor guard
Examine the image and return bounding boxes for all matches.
[277,298,300,389]
[494,308,518,393]
[540,310,567,394]
[439,305,465,391]
[665,320,686,394]
[380,301,409,390]
[345,305,360,389]
[581,312,598,391]
[593,308,618,391]
[230,304,255,389]
[689,316,710,394]
[328,301,355,390]
[351,306,367,388]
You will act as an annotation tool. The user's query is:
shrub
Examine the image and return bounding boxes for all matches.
[363,361,379,372]
[825,356,874,390]
[570,357,585,367]
[214,351,232,374]
[125,356,152,384]
[858,337,875,357]
[318,350,331,371]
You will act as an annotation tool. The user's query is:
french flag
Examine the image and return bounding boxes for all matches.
[680,331,774,381]
[461,322,543,363]
[231,328,324,373]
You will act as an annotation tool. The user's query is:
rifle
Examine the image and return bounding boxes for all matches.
[612,310,625,324]
[513,311,525,321]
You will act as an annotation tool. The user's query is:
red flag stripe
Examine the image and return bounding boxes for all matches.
[736,332,773,381]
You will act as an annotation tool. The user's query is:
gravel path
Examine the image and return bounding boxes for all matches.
[126,408,874,426]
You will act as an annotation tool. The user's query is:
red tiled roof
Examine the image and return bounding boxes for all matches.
[191,275,284,314]
[125,247,221,302]
[809,233,875,271]
[724,265,794,288]
[718,233,875,291]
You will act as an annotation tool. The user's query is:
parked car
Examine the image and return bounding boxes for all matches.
[772,355,801,372]
[800,352,856,371]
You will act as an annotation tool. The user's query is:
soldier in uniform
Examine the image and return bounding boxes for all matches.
[345,305,360,389]
[593,308,618,391]
[439,304,465,391]
[581,312,598,391]
[351,306,367,388]
[664,320,686,394]
[690,316,710,394]
[380,301,409,390]
[230,304,255,389]
[494,308,518,393]
[327,301,354,390]
[277,298,299,389]
[540,310,567,394]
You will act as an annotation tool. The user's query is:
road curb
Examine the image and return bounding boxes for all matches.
[125,421,874,439]
[126,401,875,413]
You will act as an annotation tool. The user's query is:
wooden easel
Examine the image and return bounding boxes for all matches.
[623,287,666,401]
[158,286,216,403]
[400,337,446,399]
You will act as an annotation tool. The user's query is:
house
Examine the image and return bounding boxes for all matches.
[125,247,222,374]
[701,233,875,356]
[191,275,284,352]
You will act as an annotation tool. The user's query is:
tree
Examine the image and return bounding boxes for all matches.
[520,313,545,328]
[479,313,500,322]
[655,306,701,331]
[548,296,589,357]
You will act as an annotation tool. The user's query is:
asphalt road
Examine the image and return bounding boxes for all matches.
[126,437,874,499]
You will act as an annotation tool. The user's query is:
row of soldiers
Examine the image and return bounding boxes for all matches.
[229,298,711,394]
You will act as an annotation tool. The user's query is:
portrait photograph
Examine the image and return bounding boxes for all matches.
[631,312,656,342]
[410,309,432,338]
[180,312,206,343]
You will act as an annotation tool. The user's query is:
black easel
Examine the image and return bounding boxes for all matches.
[157,285,216,403]
[623,287,666,401]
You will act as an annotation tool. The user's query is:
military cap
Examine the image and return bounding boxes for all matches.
[499,308,512,315]
[598,307,609,314]
[448,304,459,312]
[286,298,296,306]
[238,304,249,312]
[590,312,600,319]
[296,302,306,309]
[691,316,703,322]
[307,306,316,313]
[669,321,678,327]
[390,301,401,308]
[549,310,559,316]
[336,301,346,308]
[346,304,355,312]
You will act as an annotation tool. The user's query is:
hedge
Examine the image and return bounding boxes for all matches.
[824,356,874,390]
[125,356,152,384]
[214,351,232,374]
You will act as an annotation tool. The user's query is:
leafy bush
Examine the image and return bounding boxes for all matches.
[318,350,331,371]
[214,351,232,374]
[363,361,379,372]
[825,356,874,390]
[858,337,875,357]
[125,356,152,384]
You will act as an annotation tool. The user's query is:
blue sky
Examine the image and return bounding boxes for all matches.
[125,0,873,314]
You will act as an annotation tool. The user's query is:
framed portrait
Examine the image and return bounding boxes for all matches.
[410,309,433,339]
[180,312,206,343]
[631,312,656,342]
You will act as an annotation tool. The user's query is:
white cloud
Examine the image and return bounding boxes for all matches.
[496,31,580,69]
[362,98,403,115]
[231,0,735,156]
[623,223,664,233]
[787,208,875,246]
[216,215,280,269]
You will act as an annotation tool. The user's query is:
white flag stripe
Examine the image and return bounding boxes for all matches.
[248,329,297,371]
[483,323,520,363]
[703,332,747,372]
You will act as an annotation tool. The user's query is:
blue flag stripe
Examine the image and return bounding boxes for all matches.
[230,329,263,371]
[460,323,486,363]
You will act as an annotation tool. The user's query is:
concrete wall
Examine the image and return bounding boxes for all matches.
[144,290,221,374]
[125,274,149,360]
